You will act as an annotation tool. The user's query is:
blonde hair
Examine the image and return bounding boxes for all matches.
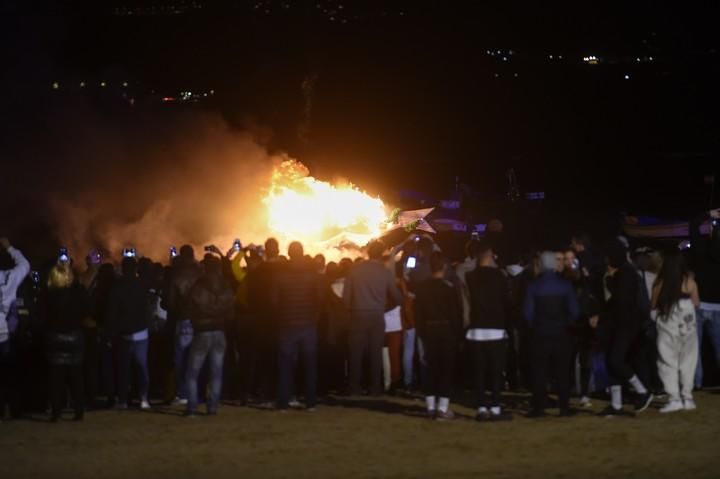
[47,264,75,290]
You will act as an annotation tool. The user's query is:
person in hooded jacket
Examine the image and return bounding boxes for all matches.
[39,262,89,422]
[596,240,654,417]
[163,245,201,405]
[0,237,30,420]
[107,257,152,410]
[184,254,235,417]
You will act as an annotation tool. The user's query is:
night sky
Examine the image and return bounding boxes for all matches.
[1,1,718,256]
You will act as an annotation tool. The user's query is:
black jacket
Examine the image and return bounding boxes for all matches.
[107,275,151,336]
[91,276,115,334]
[466,266,510,330]
[248,260,280,317]
[604,263,648,330]
[163,260,201,325]
[39,282,89,365]
[272,259,323,327]
[189,274,235,333]
[414,277,463,338]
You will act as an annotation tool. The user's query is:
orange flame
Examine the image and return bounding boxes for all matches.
[263,160,388,258]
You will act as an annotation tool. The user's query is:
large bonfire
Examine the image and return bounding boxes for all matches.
[262,159,389,259]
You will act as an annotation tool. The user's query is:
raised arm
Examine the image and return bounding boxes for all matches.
[0,238,30,291]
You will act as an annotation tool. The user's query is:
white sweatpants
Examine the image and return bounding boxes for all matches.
[657,301,698,402]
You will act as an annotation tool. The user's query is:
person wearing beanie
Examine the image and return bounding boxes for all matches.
[596,240,654,417]
[524,252,580,417]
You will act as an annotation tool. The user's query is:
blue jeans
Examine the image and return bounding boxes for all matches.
[186,331,226,413]
[277,325,318,409]
[695,307,720,388]
[116,339,149,405]
[175,320,194,399]
[403,329,416,387]
[99,339,115,400]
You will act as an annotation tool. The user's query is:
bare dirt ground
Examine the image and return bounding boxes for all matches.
[2,390,720,479]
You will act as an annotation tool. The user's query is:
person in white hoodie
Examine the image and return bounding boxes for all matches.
[0,238,30,344]
[0,237,31,419]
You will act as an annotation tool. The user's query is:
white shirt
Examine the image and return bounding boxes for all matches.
[0,247,30,343]
[384,306,403,333]
[465,329,508,342]
[123,329,149,341]
[331,279,345,299]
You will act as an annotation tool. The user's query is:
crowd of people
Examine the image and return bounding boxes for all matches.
[0,207,718,423]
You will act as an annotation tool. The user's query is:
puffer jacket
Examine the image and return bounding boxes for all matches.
[189,274,235,333]
[523,272,580,336]
[272,258,323,327]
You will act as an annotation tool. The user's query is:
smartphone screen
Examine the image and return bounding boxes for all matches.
[406,256,417,269]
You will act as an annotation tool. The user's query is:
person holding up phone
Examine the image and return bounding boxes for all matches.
[0,238,30,420]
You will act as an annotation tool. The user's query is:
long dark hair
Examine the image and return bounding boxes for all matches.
[655,251,689,317]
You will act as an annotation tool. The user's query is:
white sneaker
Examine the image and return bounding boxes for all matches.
[580,396,593,408]
[683,399,697,411]
[172,397,188,406]
[659,401,684,414]
[288,399,302,408]
[141,401,152,410]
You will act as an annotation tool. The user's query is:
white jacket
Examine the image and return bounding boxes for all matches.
[0,247,30,343]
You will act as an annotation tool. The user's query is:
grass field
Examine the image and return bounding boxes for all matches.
[2,390,720,479]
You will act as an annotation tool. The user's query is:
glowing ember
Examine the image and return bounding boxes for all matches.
[263,160,388,256]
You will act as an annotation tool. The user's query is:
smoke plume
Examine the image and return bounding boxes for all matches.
[36,105,292,263]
